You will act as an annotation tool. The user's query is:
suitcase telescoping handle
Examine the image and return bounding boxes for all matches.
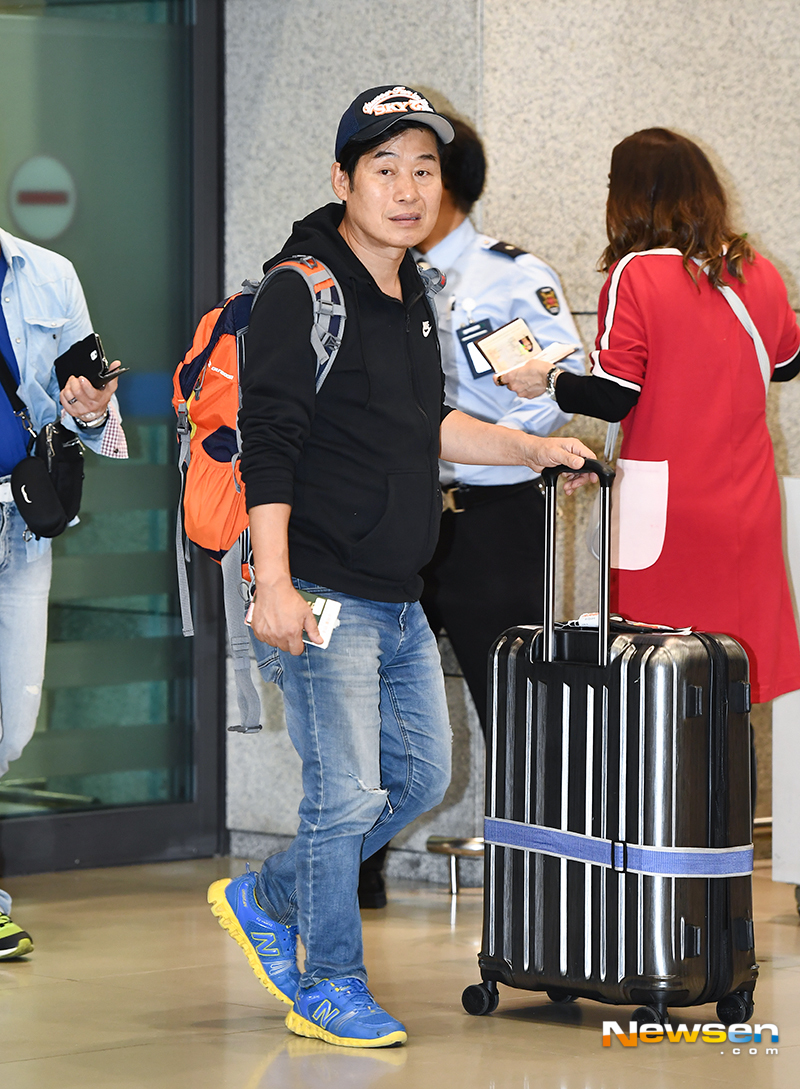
[541,459,615,667]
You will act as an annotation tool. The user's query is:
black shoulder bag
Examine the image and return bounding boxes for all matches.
[0,348,84,538]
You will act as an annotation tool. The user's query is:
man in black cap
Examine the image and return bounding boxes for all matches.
[207,85,595,1048]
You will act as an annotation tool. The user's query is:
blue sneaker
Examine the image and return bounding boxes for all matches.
[286,977,407,1048]
[207,871,299,1006]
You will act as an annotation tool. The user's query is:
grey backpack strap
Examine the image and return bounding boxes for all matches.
[251,256,347,392]
[175,401,194,637]
[221,536,262,733]
[418,265,446,304]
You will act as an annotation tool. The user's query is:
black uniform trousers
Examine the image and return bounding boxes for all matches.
[420,481,545,735]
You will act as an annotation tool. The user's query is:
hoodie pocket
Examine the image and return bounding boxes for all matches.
[349,470,435,582]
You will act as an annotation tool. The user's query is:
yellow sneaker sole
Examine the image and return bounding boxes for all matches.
[285,1009,407,1048]
[207,877,293,1007]
[0,936,33,959]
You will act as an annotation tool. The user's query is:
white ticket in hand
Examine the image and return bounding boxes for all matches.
[299,590,341,649]
[244,590,342,650]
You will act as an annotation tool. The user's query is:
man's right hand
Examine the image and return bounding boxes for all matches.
[248,578,322,654]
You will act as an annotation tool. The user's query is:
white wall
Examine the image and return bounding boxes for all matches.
[481,0,800,312]
[225,0,481,293]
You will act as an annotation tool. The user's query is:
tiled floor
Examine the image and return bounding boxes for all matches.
[0,858,798,1088]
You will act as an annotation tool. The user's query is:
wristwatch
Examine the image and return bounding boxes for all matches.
[545,366,562,399]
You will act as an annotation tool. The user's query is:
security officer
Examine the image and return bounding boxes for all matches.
[415,117,586,733]
[358,115,589,909]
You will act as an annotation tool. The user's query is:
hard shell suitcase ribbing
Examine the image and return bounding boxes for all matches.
[463,460,758,1026]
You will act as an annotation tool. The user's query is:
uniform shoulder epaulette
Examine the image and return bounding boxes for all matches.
[488,241,528,259]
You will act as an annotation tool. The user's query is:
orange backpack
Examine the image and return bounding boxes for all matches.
[172,257,346,730]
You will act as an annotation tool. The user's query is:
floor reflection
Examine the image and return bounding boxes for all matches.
[251,1036,407,1088]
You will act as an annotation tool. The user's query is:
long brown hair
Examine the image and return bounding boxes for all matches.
[600,128,753,287]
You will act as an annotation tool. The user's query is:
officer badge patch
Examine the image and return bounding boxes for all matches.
[536,287,560,315]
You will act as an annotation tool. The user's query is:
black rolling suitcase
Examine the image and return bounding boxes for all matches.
[463,460,757,1027]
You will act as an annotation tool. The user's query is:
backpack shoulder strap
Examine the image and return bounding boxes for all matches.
[415,264,446,331]
[418,265,446,305]
[252,256,347,392]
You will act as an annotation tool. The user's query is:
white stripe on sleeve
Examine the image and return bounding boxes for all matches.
[592,248,683,388]
[775,346,800,368]
[589,351,642,391]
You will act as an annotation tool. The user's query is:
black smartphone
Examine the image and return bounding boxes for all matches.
[55,333,128,390]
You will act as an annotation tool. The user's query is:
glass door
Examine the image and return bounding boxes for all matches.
[0,0,224,872]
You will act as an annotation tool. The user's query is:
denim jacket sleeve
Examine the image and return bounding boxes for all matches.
[0,228,128,559]
[0,227,125,457]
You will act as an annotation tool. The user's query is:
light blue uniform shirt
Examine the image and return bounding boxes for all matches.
[415,218,585,486]
[0,227,111,557]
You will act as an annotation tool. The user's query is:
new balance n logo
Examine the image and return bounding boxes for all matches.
[312,999,340,1027]
[252,931,280,958]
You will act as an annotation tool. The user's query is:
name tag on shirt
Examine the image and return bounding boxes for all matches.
[456,319,495,378]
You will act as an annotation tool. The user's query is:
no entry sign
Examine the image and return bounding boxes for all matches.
[9,156,76,241]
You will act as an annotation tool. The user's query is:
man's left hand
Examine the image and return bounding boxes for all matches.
[60,368,119,426]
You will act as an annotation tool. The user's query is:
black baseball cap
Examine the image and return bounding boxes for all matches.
[335,85,455,161]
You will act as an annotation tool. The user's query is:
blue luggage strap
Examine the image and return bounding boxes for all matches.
[484,817,753,878]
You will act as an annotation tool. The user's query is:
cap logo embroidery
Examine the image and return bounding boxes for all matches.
[362,86,434,117]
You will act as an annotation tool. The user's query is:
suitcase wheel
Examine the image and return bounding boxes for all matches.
[462,982,500,1016]
[631,1004,669,1028]
[716,991,755,1025]
[546,988,577,1004]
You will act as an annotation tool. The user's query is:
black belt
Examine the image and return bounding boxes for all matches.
[441,480,537,513]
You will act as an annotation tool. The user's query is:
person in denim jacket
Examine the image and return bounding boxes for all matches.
[0,226,127,958]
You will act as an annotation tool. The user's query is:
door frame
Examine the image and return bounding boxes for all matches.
[0,0,227,877]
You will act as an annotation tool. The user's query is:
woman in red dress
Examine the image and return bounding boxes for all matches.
[502,128,800,702]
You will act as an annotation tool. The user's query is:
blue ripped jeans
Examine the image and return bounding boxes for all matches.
[249,579,452,988]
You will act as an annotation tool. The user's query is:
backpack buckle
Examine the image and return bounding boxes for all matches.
[320,331,341,352]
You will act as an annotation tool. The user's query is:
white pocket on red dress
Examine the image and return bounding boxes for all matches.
[611,458,669,571]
